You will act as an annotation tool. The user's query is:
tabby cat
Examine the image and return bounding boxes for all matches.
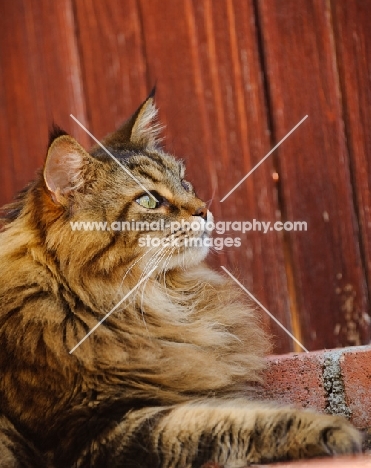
[0,92,361,467]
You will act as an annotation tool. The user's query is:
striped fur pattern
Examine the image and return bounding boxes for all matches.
[0,94,362,467]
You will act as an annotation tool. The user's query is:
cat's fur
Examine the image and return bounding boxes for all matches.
[0,93,362,467]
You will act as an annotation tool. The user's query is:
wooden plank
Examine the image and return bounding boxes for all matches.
[0,0,88,207]
[72,0,148,140]
[0,67,15,206]
[331,0,371,334]
[138,0,293,352]
[257,0,370,349]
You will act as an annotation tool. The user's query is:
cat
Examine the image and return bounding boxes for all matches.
[0,91,362,467]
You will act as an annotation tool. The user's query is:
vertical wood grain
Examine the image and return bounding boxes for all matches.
[331,0,371,337]
[1,0,368,353]
[72,0,148,140]
[0,0,88,207]
[257,0,370,349]
[138,0,293,352]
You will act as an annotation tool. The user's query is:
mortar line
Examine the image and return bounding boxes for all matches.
[322,349,351,418]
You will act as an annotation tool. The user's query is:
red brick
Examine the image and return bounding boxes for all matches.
[202,455,371,467]
[258,346,371,432]
[340,346,371,428]
[262,351,327,411]
[263,454,371,467]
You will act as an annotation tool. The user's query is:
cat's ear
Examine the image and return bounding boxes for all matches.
[44,128,90,205]
[102,88,162,149]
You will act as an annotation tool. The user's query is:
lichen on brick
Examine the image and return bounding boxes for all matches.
[322,353,352,419]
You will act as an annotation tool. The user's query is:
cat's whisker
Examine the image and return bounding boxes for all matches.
[155,245,174,278]
[209,245,221,256]
[117,244,161,312]
[205,198,213,209]
[139,244,168,279]
[161,246,177,298]
[138,244,176,325]
[176,244,181,270]
[137,244,171,296]
[159,251,170,284]
[138,247,163,279]
[162,246,175,276]
[119,245,157,290]
[205,183,217,210]
[135,247,167,329]
[120,247,162,314]
[139,245,169,312]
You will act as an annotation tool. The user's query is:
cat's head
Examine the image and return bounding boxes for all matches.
[42,92,213,276]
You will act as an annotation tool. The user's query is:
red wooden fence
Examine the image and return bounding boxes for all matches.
[1,0,370,353]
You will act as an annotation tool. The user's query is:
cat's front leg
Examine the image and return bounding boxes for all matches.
[80,400,362,468]
[149,401,361,466]
[0,414,49,468]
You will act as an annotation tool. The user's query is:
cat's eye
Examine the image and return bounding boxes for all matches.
[181,180,191,192]
[136,194,159,209]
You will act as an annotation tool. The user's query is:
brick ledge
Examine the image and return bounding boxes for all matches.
[202,346,371,467]
[260,345,371,430]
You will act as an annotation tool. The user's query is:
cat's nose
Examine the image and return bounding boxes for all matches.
[193,206,208,221]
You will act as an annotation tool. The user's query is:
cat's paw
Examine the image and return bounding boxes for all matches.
[318,416,362,455]
[297,414,363,458]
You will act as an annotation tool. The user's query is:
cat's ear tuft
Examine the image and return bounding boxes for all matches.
[44,134,90,205]
[48,124,69,148]
[102,89,163,149]
[130,88,162,147]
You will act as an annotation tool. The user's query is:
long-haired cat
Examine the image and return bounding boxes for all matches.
[0,92,361,467]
